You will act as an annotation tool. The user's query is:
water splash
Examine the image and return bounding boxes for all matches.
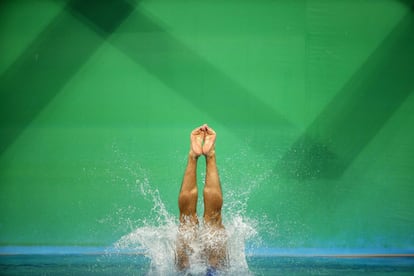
[114,176,258,275]
[115,178,177,274]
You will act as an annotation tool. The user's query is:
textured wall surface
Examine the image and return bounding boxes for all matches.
[1,0,413,249]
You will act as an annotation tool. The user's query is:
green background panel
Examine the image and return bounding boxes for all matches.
[0,0,413,249]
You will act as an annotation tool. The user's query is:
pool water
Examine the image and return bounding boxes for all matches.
[248,255,414,275]
[1,254,414,275]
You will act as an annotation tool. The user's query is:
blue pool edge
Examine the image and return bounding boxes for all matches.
[1,246,414,257]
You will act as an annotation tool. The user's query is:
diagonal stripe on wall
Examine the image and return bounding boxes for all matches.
[280,11,414,179]
[0,0,134,154]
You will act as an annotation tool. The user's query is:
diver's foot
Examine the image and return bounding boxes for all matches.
[202,125,216,157]
[190,125,205,158]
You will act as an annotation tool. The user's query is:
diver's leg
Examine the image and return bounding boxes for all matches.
[203,154,223,226]
[202,126,228,268]
[176,126,204,270]
[176,154,198,270]
[178,154,199,223]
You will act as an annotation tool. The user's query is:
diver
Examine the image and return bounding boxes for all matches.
[176,124,228,273]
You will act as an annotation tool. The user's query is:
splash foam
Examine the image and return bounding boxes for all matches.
[115,177,258,275]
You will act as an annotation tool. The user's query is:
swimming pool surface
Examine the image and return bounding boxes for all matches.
[1,248,413,275]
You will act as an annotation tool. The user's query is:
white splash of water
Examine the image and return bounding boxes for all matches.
[114,177,258,275]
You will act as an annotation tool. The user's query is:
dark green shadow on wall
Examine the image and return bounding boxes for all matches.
[280,11,414,180]
[68,0,134,35]
[399,0,414,10]
[0,0,134,154]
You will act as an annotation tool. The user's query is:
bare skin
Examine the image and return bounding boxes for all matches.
[176,124,227,271]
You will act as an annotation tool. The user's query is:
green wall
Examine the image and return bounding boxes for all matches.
[1,0,414,249]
